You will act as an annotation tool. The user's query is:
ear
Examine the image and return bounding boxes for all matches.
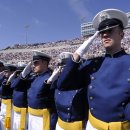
[120,31,124,38]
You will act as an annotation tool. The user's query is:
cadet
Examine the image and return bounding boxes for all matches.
[47,52,87,130]
[0,61,5,86]
[0,61,4,73]
[14,50,57,130]
[10,62,29,130]
[0,64,17,130]
[57,9,130,130]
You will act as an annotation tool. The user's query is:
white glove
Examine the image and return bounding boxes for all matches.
[47,67,61,83]
[75,31,99,57]
[21,62,32,78]
[7,72,16,84]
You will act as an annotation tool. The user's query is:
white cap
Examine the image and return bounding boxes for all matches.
[92,9,128,31]
[32,50,51,62]
[17,61,26,67]
[57,52,72,66]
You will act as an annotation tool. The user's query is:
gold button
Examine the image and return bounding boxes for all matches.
[89,86,93,89]
[67,108,70,110]
[90,107,94,111]
[68,113,70,116]
[90,96,93,100]
[122,102,125,106]
[66,119,69,122]
[127,79,130,82]
[91,76,95,80]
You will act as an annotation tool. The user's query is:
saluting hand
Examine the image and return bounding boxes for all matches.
[47,67,62,84]
[6,72,16,84]
[74,31,99,62]
[21,62,32,78]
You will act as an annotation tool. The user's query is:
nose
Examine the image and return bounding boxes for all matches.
[101,31,109,38]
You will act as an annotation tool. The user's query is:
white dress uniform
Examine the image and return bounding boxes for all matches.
[0,102,14,130]
[28,114,43,130]
[12,111,28,130]
[85,121,97,130]
[55,122,64,130]
[0,103,6,130]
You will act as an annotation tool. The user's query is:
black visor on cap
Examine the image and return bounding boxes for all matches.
[17,66,25,71]
[33,55,50,62]
[98,18,124,31]
[4,66,17,72]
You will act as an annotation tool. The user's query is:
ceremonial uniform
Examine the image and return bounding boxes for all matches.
[57,50,130,130]
[16,50,57,130]
[11,68,29,130]
[0,60,5,91]
[57,9,130,130]
[49,52,87,130]
[0,64,17,130]
[54,83,87,130]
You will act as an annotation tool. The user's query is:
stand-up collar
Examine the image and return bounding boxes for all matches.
[105,49,126,58]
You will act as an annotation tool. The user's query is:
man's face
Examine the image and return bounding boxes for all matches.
[32,59,47,73]
[4,70,13,78]
[99,27,123,49]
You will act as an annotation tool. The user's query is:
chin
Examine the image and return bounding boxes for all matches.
[33,70,37,73]
[104,43,112,49]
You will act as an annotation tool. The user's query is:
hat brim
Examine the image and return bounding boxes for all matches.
[99,24,119,33]
[32,59,40,63]
[32,50,52,61]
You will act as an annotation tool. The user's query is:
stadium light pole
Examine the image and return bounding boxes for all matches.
[24,25,30,44]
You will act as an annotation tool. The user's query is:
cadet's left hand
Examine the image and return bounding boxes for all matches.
[6,72,16,84]
[47,67,62,84]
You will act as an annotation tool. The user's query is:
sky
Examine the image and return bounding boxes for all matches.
[0,0,130,49]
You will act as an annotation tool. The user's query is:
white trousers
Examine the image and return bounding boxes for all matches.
[13,111,28,130]
[55,122,64,130]
[0,103,6,130]
[85,121,97,130]
[0,103,14,130]
[28,114,43,130]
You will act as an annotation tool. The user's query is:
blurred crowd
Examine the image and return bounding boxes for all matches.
[0,28,130,68]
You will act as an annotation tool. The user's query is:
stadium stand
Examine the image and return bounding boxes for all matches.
[0,27,130,68]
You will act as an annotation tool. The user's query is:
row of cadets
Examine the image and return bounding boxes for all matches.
[0,64,17,130]
[12,50,58,130]
[46,52,88,130]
